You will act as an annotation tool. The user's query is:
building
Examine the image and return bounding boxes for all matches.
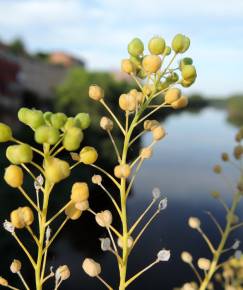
[49,52,85,68]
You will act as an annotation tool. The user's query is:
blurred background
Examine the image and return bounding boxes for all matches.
[0,0,243,289]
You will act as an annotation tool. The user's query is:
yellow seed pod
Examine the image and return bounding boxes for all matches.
[140,147,153,159]
[221,152,229,162]
[121,59,135,74]
[88,85,104,101]
[188,217,201,229]
[234,145,243,160]
[75,200,89,211]
[129,89,138,97]
[10,259,22,273]
[136,92,144,104]
[181,252,193,264]
[100,117,113,131]
[197,258,211,271]
[71,182,89,203]
[235,132,242,142]
[213,165,222,174]
[117,236,133,249]
[44,157,70,184]
[56,265,70,281]
[10,207,34,229]
[82,258,101,277]
[0,277,8,286]
[80,146,98,165]
[91,175,102,185]
[142,55,161,73]
[119,93,137,112]
[4,165,24,188]
[152,126,166,141]
[164,88,181,104]
[65,202,82,220]
[143,120,160,131]
[21,207,34,226]
[171,96,188,109]
[95,210,113,227]
[114,164,131,178]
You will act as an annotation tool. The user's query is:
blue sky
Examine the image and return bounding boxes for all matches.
[0,0,243,97]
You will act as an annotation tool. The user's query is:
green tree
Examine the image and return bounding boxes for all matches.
[9,38,26,56]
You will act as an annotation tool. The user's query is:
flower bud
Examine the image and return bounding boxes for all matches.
[213,165,222,174]
[88,85,104,101]
[18,108,45,129]
[182,65,197,82]
[10,259,22,273]
[142,55,161,73]
[172,34,190,53]
[95,210,113,227]
[148,36,166,55]
[181,251,193,264]
[119,93,137,111]
[164,88,181,104]
[144,120,160,131]
[65,202,82,220]
[64,117,80,130]
[152,126,166,141]
[221,152,229,162]
[197,258,211,271]
[44,157,70,184]
[92,175,102,185]
[63,127,83,151]
[35,126,60,145]
[75,113,91,130]
[142,85,152,96]
[0,123,12,142]
[82,258,101,277]
[50,113,67,129]
[114,164,131,178]
[234,145,243,159]
[181,78,195,88]
[100,117,113,131]
[71,182,89,203]
[10,206,34,229]
[80,146,98,164]
[56,265,70,281]
[75,200,89,211]
[179,57,193,70]
[140,147,153,159]
[4,165,24,188]
[0,277,8,286]
[117,236,133,249]
[188,217,201,229]
[171,96,188,109]
[211,191,220,199]
[127,38,144,57]
[6,144,33,164]
[121,59,135,74]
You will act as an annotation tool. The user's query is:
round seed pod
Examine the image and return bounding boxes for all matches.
[71,182,89,203]
[121,59,135,74]
[22,109,45,129]
[50,113,67,129]
[44,157,70,184]
[171,96,188,109]
[144,120,160,131]
[4,165,24,188]
[211,191,221,199]
[75,200,89,211]
[179,57,193,70]
[197,258,211,271]
[233,145,243,159]
[164,46,171,55]
[100,117,113,131]
[65,202,82,220]
[0,277,8,286]
[80,146,98,165]
[117,236,133,249]
[64,117,80,131]
[88,85,104,101]
[82,258,101,277]
[148,36,166,55]
[0,123,12,142]
[142,55,161,73]
[181,251,193,264]
[21,207,34,226]
[182,65,197,82]
[6,144,33,164]
[95,210,113,227]
[10,207,34,229]
[18,107,30,124]
[35,126,60,145]
[75,113,91,130]
[10,259,22,273]
[43,111,52,124]
[92,175,102,185]
[63,127,83,151]
[181,37,190,53]
[221,152,229,162]
[172,34,190,53]
[56,265,70,281]
[119,93,137,111]
[140,147,153,159]
[164,88,181,104]
[127,38,144,57]
[114,164,131,179]
[213,164,222,174]
[136,92,144,104]
[188,217,201,229]
[235,131,242,142]
[152,126,166,141]
[130,55,142,68]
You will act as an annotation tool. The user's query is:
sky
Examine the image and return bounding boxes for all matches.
[0,0,243,97]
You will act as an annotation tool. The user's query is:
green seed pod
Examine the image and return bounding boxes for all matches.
[64,117,79,131]
[50,113,67,129]
[182,65,197,82]
[44,157,70,184]
[164,46,171,55]
[6,144,33,164]
[75,113,91,130]
[80,146,98,164]
[179,57,193,70]
[181,37,190,53]
[148,36,166,55]
[130,55,142,69]
[17,107,30,124]
[35,126,60,145]
[0,123,12,142]
[137,69,147,79]
[157,81,170,91]
[128,38,144,57]
[27,109,45,129]
[172,34,190,53]
[166,72,179,83]
[181,78,195,87]
[43,111,53,125]
[142,55,162,73]
[63,127,83,151]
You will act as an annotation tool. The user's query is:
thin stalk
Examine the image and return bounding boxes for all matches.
[108,130,121,163]
[197,228,215,254]
[91,164,120,188]
[17,272,30,290]
[18,186,40,213]
[97,275,113,290]
[45,201,72,227]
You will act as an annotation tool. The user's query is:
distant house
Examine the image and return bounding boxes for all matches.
[49,52,85,68]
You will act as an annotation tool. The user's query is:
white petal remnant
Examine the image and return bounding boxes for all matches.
[45,226,52,243]
[3,220,15,234]
[232,240,240,250]
[235,250,242,259]
[55,265,70,283]
[157,249,171,261]
[158,198,168,211]
[34,175,44,191]
[82,258,101,277]
[100,238,111,251]
[152,187,161,200]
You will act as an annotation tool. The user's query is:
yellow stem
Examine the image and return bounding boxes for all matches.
[128,130,146,147]
[26,226,39,246]
[30,162,45,176]
[18,186,40,213]
[126,159,144,197]
[198,228,215,254]
[45,200,72,227]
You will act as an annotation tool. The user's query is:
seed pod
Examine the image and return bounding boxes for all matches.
[65,202,82,220]
[179,57,193,70]
[197,258,211,271]
[80,146,98,164]
[10,207,34,229]
[164,46,171,55]
[130,55,142,68]
[95,210,113,227]
[213,164,222,174]
[121,59,135,74]
[21,108,45,129]
[44,157,70,184]
[35,126,60,145]
[182,65,197,82]
[63,127,83,151]
[172,34,190,53]
[144,120,160,131]
[127,38,144,57]
[148,36,166,55]
[0,277,8,286]
[221,152,229,162]
[75,113,91,130]
[92,174,102,185]
[100,117,113,131]
[114,164,131,178]
[82,258,101,277]
[75,200,89,211]
[117,236,133,249]
[0,123,12,142]
[143,84,152,96]
[10,259,22,273]
[71,182,89,203]
[43,111,52,124]
[235,131,242,142]
[50,113,67,129]
[4,165,24,188]
[140,147,153,159]
[181,251,193,264]
[88,85,104,101]
[234,145,243,159]
[171,96,188,109]
[211,191,220,199]
[136,92,144,104]
[6,144,33,164]
[119,93,137,111]
[142,55,161,73]
[152,126,166,141]
[181,37,190,53]
[64,117,80,131]
[164,88,181,104]
[188,217,201,229]
[56,265,70,281]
